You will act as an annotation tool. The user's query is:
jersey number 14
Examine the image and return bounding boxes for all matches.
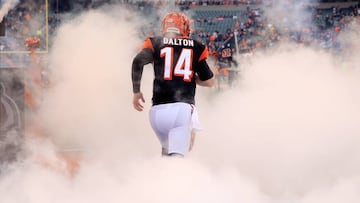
[160,47,193,82]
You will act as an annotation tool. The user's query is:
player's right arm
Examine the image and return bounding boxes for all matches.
[131,38,154,111]
[131,48,153,93]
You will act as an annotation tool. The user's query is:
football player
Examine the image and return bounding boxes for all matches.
[131,12,214,157]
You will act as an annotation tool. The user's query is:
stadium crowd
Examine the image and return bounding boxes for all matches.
[0,0,359,68]
[195,6,359,52]
[0,1,48,51]
[0,0,51,68]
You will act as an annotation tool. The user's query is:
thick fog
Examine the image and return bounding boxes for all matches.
[1,2,360,203]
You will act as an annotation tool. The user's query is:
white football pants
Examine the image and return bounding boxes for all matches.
[149,102,201,156]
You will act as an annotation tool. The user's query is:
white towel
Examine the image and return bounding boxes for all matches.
[191,106,203,132]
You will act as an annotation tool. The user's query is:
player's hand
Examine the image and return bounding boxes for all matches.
[133,92,145,111]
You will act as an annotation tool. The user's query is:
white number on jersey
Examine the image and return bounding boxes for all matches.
[160,47,193,82]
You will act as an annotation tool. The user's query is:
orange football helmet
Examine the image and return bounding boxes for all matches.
[161,12,190,37]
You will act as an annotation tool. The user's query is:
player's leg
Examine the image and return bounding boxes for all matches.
[167,103,192,156]
[149,104,172,156]
[149,102,192,157]
[167,125,191,156]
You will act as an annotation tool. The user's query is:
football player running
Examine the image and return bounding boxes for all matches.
[131,12,215,157]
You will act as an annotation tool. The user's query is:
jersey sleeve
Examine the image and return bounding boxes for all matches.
[198,45,209,62]
[142,38,155,52]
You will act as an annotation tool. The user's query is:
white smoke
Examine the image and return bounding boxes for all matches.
[0,2,359,203]
[335,20,360,69]
[263,0,317,30]
[0,0,19,22]
[196,44,360,198]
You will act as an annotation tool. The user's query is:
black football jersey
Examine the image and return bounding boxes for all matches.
[132,36,214,105]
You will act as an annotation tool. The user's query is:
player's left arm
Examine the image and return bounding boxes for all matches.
[195,46,215,87]
[195,60,215,87]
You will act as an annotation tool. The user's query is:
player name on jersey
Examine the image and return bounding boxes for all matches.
[163,37,194,47]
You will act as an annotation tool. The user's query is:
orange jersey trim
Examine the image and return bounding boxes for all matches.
[142,38,154,52]
[198,46,209,62]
